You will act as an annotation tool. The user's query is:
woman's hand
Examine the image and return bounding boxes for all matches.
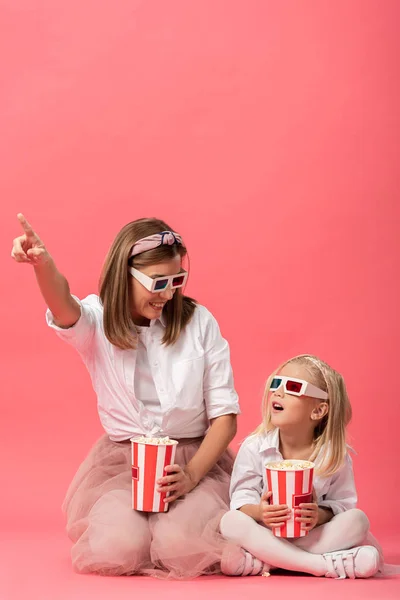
[157,464,197,504]
[260,491,291,530]
[11,214,50,266]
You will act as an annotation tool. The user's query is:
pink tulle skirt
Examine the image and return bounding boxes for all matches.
[63,435,235,579]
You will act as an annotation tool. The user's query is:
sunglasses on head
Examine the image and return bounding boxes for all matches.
[270,376,328,400]
[129,267,188,293]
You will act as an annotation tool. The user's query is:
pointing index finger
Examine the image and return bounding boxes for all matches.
[17,213,36,237]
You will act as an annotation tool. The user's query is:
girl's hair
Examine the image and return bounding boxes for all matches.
[254,354,352,477]
[99,218,197,350]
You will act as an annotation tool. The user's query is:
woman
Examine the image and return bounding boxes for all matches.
[11,214,240,578]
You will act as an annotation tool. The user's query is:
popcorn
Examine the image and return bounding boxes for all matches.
[131,436,179,512]
[265,460,314,538]
[266,460,314,471]
[134,436,176,445]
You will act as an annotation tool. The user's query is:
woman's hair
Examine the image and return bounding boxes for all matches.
[99,218,196,350]
[254,354,352,477]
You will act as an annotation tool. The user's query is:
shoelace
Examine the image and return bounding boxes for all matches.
[325,550,356,579]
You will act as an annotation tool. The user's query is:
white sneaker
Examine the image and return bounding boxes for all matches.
[323,545,380,579]
[221,546,267,576]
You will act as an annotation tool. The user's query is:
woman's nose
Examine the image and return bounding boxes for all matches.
[159,286,174,300]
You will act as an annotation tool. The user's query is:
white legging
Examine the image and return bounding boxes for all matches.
[220,508,370,576]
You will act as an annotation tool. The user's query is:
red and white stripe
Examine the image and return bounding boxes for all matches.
[266,463,314,538]
[131,439,178,512]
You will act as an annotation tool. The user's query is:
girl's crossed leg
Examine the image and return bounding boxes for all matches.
[220,508,379,578]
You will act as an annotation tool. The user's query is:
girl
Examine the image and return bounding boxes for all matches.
[11,214,240,579]
[220,354,382,579]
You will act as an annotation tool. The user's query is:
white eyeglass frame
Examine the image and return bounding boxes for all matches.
[129,267,188,293]
[270,376,328,400]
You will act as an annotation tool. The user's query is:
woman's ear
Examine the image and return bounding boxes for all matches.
[311,402,329,421]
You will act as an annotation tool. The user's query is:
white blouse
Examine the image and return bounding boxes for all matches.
[134,326,163,426]
[230,428,357,515]
[46,295,240,441]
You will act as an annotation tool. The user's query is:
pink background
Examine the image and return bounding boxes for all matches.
[1,1,399,596]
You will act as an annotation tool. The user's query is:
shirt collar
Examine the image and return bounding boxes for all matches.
[259,430,336,464]
[136,314,166,333]
[149,312,167,328]
[259,427,280,455]
[159,311,167,327]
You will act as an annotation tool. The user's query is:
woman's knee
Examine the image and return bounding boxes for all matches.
[73,525,151,574]
[72,491,151,573]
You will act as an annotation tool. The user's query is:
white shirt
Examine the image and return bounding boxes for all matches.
[46,295,240,441]
[134,326,162,425]
[230,428,357,515]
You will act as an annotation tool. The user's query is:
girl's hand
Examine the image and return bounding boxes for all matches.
[11,214,50,266]
[156,464,197,504]
[260,491,291,530]
[294,502,319,531]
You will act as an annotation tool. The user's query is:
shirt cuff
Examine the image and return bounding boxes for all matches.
[46,295,82,334]
[230,491,261,511]
[205,391,241,420]
[207,404,241,420]
[318,500,347,516]
[46,295,95,350]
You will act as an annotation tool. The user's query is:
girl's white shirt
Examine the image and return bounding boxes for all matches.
[230,428,357,515]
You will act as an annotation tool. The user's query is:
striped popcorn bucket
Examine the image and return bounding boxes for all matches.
[265,460,315,538]
[131,437,178,512]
